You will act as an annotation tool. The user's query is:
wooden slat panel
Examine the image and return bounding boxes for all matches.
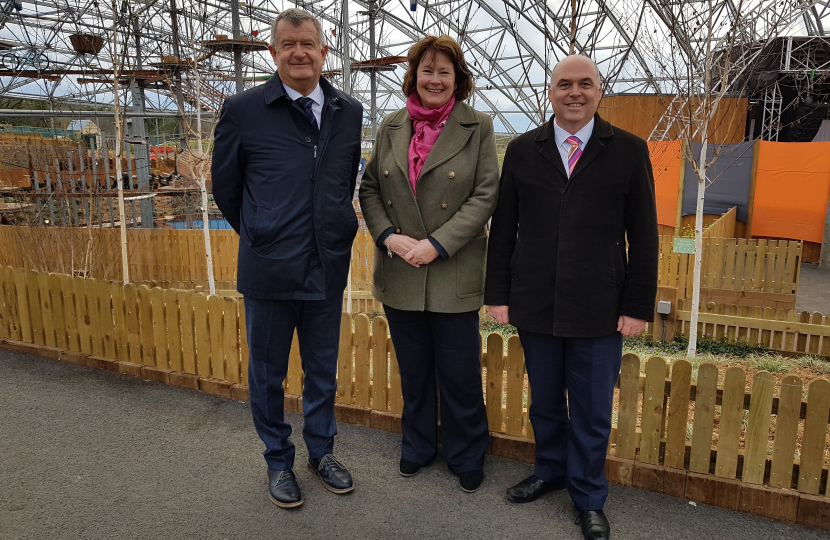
[615,353,641,460]
[37,272,55,348]
[284,331,301,395]
[372,317,389,411]
[485,333,504,432]
[762,239,777,292]
[26,271,44,346]
[337,313,353,404]
[504,335,525,437]
[193,292,211,377]
[783,309,798,352]
[47,273,67,350]
[353,314,371,408]
[712,238,725,289]
[85,278,103,357]
[809,312,822,355]
[689,363,718,474]
[664,359,692,469]
[239,298,248,383]
[4,267,21,341]
[389,338,403,415]
[0,267,11,340]
[208,294,224,380]
[179,290,197,374]
[223,297,240,384]
[796,311,810,353]
[137,285,154,366]
[639,356,667,465]
[734,239,747,292]
[742,371,775,484]
[73,276,92,355]
[798,379,830,495]
[164,289,182,372]
[150,287,168,369]
[124,283,140,363]
[752,239,767,291]
[781,241,800,294]
[110,281,128,362]
[769,375,803,489]
[97,279,116,360]
[714,367,746,479]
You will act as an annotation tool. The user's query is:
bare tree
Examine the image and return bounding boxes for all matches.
[645,0,818,356]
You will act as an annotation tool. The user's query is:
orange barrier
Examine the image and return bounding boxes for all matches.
[648,140,683,227]
[751,141,830,243]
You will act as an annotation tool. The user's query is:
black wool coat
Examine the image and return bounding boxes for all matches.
[484,114,659,337]
[211,73,363,300]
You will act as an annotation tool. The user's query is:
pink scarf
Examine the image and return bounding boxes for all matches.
[407,92,455,197]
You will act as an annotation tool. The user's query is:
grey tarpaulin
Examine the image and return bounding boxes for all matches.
[682,141,754,222]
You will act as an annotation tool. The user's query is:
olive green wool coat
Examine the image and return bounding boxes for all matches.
[358,101,500,313]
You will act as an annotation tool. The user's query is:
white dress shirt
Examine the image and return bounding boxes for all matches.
[553,117,594,177]
[283,82,324,127]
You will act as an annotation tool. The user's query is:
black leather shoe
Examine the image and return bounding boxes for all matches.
[399,458,423,477]
[267,469,303,508]
[458,470,484,493]
[576,510,610,540]
[308,454,354,494]
[505,474,566,503]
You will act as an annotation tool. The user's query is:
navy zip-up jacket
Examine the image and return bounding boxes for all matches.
[212,73,363,300]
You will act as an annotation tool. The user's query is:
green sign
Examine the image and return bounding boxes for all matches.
[673,238,696,254]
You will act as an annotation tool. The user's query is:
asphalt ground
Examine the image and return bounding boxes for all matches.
[2,349,829,540]
[796,263,830,315]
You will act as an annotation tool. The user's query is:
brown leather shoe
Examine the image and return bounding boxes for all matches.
[505,474,565,503]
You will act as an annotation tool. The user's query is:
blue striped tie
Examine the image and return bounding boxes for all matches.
[296,96,319,137]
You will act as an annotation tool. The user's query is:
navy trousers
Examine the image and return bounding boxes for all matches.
[384,306,489,474]
[244,295,342,471]
[518,329,623,511]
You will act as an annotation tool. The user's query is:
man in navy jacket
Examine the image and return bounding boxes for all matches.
[212,8,363,509]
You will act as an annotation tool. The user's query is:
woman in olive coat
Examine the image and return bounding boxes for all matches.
[358,35,499,492]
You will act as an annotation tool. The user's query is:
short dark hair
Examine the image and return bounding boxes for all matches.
[401,35,474,101]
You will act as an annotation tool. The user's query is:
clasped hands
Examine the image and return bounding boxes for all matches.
[388,234,439,267]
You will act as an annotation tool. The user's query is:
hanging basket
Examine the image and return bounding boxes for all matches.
[69,34,104,55]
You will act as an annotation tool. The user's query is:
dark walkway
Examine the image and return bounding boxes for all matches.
[797,263,830,315]
[1,349,828,540]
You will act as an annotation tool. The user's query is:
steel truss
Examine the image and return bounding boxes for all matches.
[0,0,827,134]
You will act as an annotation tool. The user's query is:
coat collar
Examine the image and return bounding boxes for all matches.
[385,100,479,180]
[263,71,341,107]
[536,112,613,184]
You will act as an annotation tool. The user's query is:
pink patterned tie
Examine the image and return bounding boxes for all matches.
[566,135,582,176]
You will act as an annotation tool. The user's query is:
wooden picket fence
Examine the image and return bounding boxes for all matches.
[675,299,830,356]
[1,265,829,524]
[658,235,801,309]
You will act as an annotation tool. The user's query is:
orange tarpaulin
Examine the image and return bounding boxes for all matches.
[648,141,683,227]
[751,141,830,243]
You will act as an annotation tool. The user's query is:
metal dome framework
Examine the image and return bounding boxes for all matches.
[0,0,827,134]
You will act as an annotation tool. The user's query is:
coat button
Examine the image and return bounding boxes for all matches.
[383,170,389,177]
[448,171,455,179]
[441,203,448,209]
[387,200,393,206]
[395,228,401,233]
[305,137,311,143]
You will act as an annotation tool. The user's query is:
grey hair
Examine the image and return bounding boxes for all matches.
[270,8,326,48]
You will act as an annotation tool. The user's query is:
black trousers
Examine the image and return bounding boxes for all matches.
[384,306,489,474]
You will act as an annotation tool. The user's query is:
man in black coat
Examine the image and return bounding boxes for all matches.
[485,55,658,540]
[211,9,363,509]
